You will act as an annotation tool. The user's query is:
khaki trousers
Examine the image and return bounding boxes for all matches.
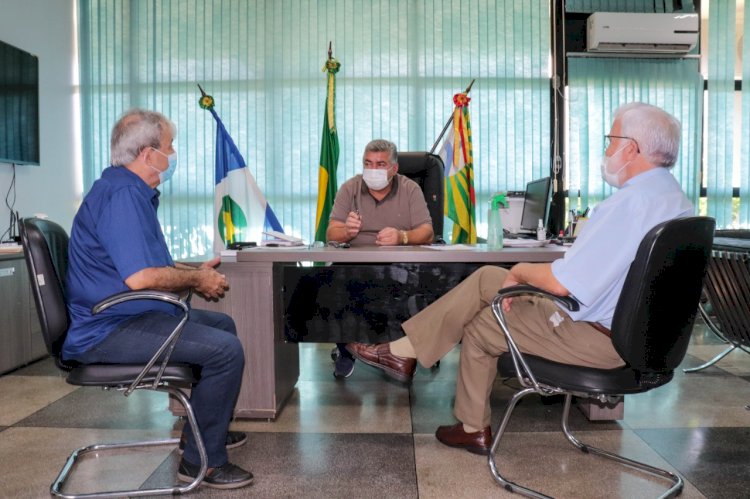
[401,266,625,429]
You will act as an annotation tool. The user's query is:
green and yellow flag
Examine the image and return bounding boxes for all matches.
[439,93,477,244]
[314,56,341,242]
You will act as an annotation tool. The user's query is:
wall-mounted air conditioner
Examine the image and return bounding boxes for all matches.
[587,12,699,54]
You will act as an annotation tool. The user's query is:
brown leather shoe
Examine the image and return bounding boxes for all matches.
[346,342,416,383]
[435,423,492,455]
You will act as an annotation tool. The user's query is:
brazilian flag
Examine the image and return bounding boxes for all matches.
[314,56,341,242]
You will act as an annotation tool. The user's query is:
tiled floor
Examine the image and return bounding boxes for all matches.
[0,321,748,498]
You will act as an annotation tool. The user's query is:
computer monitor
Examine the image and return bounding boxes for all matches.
[519,176,552,232]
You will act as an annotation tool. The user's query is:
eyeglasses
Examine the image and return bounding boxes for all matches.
[363,160,392,169]
[604,134,640,153]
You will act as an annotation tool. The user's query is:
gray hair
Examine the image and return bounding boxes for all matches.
[615,102,681,167]
[363,139,398,165]
[110,108,176,166]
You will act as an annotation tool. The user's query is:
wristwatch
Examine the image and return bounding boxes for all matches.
[400,230,409,245]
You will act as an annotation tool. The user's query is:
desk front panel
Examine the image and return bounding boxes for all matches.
[282,262,494,343]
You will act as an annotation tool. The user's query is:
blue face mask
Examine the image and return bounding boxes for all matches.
[149,148,178,184]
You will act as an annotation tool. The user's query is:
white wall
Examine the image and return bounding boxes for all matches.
[0,0,78,235]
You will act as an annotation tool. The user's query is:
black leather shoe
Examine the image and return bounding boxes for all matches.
[435,423,492,455]
[177,459,254,489]
[347,342,416,383]
[178,430,248,454]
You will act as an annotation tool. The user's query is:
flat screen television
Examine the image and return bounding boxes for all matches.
[0,40,39,165]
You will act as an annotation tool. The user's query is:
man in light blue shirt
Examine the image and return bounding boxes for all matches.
[347,103,693,455]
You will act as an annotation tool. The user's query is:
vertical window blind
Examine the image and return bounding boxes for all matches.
[566,57,703,212]
[78,0,551,256]
[705,0,750,228]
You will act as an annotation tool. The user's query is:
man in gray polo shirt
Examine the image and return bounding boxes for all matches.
[327,139,434,247]
[326,139,434,377]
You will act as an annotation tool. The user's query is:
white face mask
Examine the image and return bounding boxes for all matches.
[148,148,178,185]
[362,167,391,190]
[600,145,630,188]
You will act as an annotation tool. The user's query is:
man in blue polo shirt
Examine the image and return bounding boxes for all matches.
[65,109,253,489]
[348,102,693,455]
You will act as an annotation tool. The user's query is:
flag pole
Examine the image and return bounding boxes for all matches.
[429,79,476,154]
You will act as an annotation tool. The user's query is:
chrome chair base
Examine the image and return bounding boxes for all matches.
[685,304,750,373]
[488,391,684,499]
[51,386,207,499]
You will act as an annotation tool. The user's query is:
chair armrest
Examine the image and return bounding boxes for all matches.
[491,285,580,393]
[91,289,192,395]
[92,290,188,315]
[495,285,579,312]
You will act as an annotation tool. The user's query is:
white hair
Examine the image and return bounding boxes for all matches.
[109,108,176,166]
[614,102,681,167]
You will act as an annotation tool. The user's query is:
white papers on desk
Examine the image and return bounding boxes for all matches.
[502,239,549,248]
[260,240,305,247]
[421,244,474,251]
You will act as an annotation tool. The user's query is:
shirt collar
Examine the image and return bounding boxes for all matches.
[103,165,161,205]
[622,166,670,188]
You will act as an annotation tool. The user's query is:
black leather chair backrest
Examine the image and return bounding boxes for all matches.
[610,216,715,373]
[397,152,444,239]
[19,218,70,360]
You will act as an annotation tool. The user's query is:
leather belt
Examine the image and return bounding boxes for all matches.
[588,322,612,338]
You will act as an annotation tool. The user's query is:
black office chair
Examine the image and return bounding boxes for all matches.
[684,250,750,373]
[488,216,715,498]
[397,152,445,242]
[20,217,208,498]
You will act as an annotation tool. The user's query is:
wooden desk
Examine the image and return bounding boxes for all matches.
[191,245,566,419]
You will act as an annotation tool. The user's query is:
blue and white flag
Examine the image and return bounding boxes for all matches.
[203,101,283,253]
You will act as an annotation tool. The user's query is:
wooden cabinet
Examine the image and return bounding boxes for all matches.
[0,253,46,374]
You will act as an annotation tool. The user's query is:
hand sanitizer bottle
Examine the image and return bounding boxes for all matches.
[536,219,546,241]
[487,193,508,249]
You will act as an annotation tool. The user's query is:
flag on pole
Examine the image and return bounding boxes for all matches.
[439,92,477,244]
[314,53,341,242]
[198,89,284,253]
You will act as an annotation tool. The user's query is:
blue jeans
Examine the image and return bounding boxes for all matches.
[75,309,244,467]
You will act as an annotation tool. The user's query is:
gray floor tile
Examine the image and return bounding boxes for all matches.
[10,356,61,377]
[622,372,750,429]
[231,379,412,434]
[18,386,181,430]
[636,427,750,499]
[415,430,706,499]
[142,432,418,498]
[680,353,739,376]
[0,426,175,499]
[0,375,79,425]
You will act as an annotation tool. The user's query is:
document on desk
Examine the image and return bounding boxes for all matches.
[421,244,474,251]
[502,239,548,248]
